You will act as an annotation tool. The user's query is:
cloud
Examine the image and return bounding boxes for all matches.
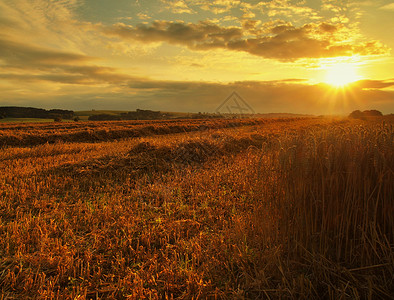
[319,22,339,33]
[137,13,151,20]
[0,1,137,87]
[193,0,241,14]
[0,35,134,86]
[0,37,91,67]
[162,0,194,14]
[0,0,79,32]
[0,0,101,55]
[380,3,394,11]
[104,20,242,46]
[379,3,394,10]
[352,79,394,89]
[103,20,389,61]
[0,66,133,85]
[190,63,204,67]
[241,19,261,35]
[238,0,320,20]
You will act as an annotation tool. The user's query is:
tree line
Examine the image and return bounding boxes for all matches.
[0,107,74,120]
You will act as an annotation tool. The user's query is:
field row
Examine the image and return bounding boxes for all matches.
[0,118,283,147]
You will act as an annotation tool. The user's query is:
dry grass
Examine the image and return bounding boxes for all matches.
[0,117,392,299]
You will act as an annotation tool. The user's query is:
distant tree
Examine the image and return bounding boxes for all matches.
[74,116,80,122]
[0,106,74,119]
[49,109,74,119]
[349,109,384,119]
[54,116,62,122]
[0,106,47,118]
[349,110,365,119]
[363,110,383,117]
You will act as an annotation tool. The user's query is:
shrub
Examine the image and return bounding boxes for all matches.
[348,110,365,119]
[363,109,383,117]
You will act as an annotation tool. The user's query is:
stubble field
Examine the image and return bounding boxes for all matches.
[0,117,393,299]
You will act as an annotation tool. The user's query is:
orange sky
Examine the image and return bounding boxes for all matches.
[0,0,393,114]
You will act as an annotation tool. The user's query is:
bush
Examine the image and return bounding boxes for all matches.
[348,110,365,119]
[363,109,383,117]
[349,109,383,119]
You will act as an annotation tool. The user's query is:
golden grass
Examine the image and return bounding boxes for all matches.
[0,117,392,299]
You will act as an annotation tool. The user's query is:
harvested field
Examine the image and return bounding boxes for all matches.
[0,117,393,299]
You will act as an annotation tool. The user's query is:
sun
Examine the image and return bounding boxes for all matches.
[324,63,360,87]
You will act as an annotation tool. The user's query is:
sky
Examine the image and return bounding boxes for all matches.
[0,0,393,114]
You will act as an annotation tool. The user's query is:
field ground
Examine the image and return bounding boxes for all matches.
[0,117,393,299]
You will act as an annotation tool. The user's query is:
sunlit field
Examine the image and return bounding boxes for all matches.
[0,116,393,299]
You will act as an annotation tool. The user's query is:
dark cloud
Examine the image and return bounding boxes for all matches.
[0,36,133,85]
[190,63,204,67]
[104,20,242,45]
[0,71,131,85]
[276,78,308,83]
[241,19,261,34]
[0,37,92,67]
[0,65,132,85]
[0,16,20,29]
[270,24,295,34]
[352,79,394,89]
[319,23,338,33]
[103,21,388,61]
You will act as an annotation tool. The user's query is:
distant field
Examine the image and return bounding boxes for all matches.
[0,117,392,299]
[75,110,127,116]
[74,110,126,121]
[75,110,196,121]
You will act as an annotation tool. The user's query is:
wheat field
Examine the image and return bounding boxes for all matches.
[0,117,393,299]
